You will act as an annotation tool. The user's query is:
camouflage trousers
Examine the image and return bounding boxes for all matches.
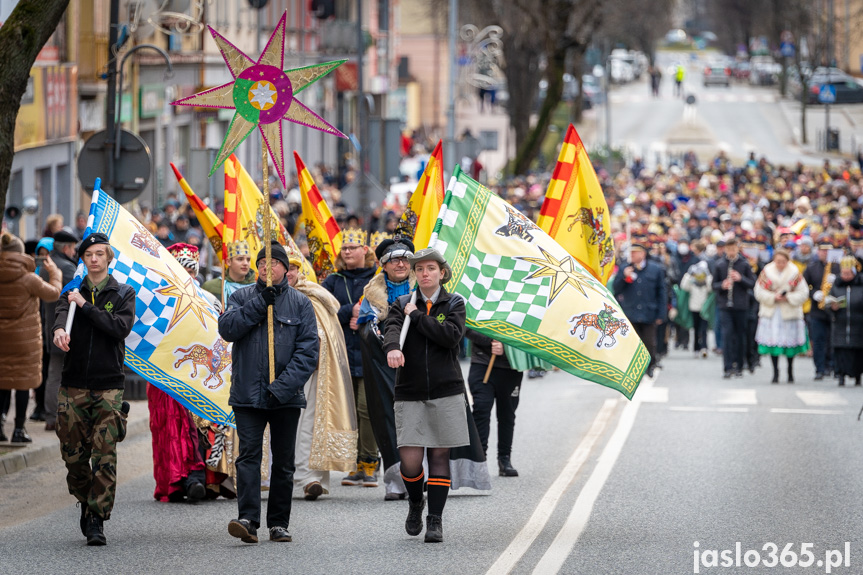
[56,387,127,520]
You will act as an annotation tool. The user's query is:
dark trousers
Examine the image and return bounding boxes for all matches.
[234,406,301,529]
[745,312,759,369]
[655,321,667,357]
[809,316,833,375]
[633,322,658,370]
[692,313,707,352]
[675,323,690,348]
[0,389,29,428]
[467,363,523,458]
[719,309,747,372]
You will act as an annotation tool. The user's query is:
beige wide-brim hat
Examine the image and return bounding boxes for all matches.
[409,247,452,283]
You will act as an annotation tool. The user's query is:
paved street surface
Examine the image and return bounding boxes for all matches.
[2,347,862,574]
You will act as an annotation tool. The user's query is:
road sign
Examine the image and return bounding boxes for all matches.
[818,84,837,104]
[780,42,795,58]
[77,129,152,204]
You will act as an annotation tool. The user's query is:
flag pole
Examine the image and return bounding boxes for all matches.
[262,137,275,383]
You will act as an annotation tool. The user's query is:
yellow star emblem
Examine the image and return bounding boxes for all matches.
[518,246,603,304]
[153,266,216,331]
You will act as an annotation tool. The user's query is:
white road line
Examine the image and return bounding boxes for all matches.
[669,406,750,413]
[639,387,668,403]
[795,391,849,407]
[529,380,653,574]
[485,398,619,575]
[716,388,757,405]
[770,408,845,415]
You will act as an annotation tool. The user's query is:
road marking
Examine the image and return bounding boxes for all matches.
[716,388,757,405]
[670,406,750,413]
[528,378,654,574]
[770,408,845,415]
[485,398,619,575]
[639,387,668,403]
[795,391,848,407]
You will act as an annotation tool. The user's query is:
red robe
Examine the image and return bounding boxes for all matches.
[147,384,205,502]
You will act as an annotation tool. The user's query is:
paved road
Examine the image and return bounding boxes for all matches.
[596,51,857,169]
[2,349,861,574]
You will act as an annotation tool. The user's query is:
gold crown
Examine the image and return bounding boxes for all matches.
[227,240,251,259]
[340,228,367,247]
[285,243,304,268]
[369,231,391,249]
[841,255,860,272]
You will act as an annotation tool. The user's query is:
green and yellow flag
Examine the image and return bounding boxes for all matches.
[431,166,649,398]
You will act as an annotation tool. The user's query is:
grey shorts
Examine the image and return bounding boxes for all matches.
[394,394,470,448]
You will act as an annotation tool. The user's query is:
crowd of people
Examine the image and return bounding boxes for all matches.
[4,145,863,546]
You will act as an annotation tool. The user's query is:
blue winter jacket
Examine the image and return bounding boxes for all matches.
[612,259,668,324]
[219,279,318,410]
[321,266,377,377]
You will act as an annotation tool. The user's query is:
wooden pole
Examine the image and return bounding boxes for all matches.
[482,355,496,384]
[262,137,275,384]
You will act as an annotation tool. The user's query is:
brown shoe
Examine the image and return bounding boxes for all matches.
[45,423,56,432]
[303,481,323,501]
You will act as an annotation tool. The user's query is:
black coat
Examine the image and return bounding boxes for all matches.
[803,257,838,322]
[52,275,136,390]
[612,259,667,324]
[219,279,318,409]
[322,266,377,377]
[711,256,756,311]
[829,274,863,349]
[41,249,78,353]
[383,288,467,401]
[465,328,512,370]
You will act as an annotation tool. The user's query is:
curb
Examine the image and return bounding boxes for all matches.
[0,416,150,477]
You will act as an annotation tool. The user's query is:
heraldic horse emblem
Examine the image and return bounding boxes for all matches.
[174,338,231,389]
[569,303,629,348]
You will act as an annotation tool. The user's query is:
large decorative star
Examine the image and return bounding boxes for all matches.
[154,265,217,331]
[518,246,604,304]
[170,12,347,187]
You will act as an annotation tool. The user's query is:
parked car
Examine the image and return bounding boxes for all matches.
[703,65,731,87]
[749,56,780,85]
[731,61,751,81]
[806,76,863,104]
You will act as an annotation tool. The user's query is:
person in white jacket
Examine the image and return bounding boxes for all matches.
[680,260,713,358]
[754,249,810,383]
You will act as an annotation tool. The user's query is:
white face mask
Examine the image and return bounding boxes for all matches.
[678,244,690,255]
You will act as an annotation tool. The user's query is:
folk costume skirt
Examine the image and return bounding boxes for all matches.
[395,394,470,448]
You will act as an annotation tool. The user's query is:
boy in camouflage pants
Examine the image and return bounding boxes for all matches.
[53,234,135,546]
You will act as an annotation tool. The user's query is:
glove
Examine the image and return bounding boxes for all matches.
[261,286,278,306]
[813,290,824,303]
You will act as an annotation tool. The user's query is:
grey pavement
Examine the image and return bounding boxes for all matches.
[3,348,861,574]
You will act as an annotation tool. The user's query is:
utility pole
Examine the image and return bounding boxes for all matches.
[445,0,457,175]
[826,0,834,150]
[105,0,120,196]
[357,0,368,225]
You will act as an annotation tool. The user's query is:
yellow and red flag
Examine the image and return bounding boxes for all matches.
[396,140,445,250]
[223,154,317,281]
[538,124,615,283]
[294,152,341,280]
[170,163,225,263]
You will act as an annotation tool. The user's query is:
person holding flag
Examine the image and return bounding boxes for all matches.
[219,241,319,544]
[383,248,469,543]
[52,233,136,546]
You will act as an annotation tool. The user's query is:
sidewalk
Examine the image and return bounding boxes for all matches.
[0,399,150,477]
[778,96,863,158]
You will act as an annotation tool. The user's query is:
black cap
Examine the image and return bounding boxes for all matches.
[255,240,291,270]
[53,229,78,244]
[375,237,415,263]
[77,233,110,259]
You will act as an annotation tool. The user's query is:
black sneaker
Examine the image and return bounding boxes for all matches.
[498,456,519,477]
[405,497,425,536]
[186,481,206,502]
[269,526,292,542]
[29,409,45,422]
[11,428,31,443]
[228,518,258,543]
[85,514,106,546]
[723,372,733,379]
[341,463,364,486]
[424,514,443,543]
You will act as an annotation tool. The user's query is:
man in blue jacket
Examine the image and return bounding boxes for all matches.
[219,241,319,544]
[613,240,667,377]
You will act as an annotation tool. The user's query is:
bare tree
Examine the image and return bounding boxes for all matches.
[0,0,70,225]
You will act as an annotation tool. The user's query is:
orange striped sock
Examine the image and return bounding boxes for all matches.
[401,470,425,503]
[427,475,451,516]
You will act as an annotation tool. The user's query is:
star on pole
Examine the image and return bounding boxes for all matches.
[153,266,217,331]
[170,12,347,187]
[518,246,604,304]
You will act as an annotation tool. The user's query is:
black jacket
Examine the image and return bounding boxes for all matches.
[803,257,838,322]
[42,249,78,354]
[219,279,318,410]
[53,275,136,390]
[829,274,863,349]
[711,255,756,311]
[465,328,512,370]
[383,288,466,401]
[612,259,667,324]
[322,266,377,377]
